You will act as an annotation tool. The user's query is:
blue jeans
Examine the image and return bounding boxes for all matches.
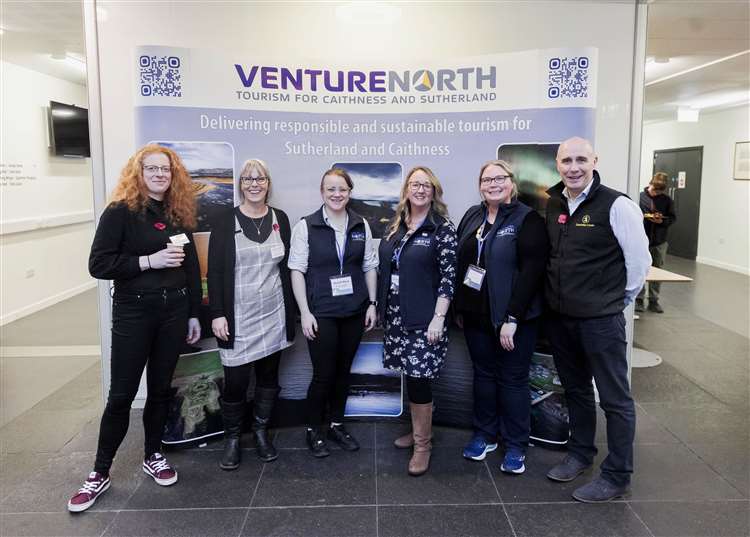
[463,315,538,453]
[546,312,635,486]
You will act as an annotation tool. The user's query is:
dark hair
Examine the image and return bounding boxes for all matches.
[650,172,668,190]
[320,168,354,191]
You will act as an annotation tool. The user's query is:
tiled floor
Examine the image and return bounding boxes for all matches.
[0,257,748,537]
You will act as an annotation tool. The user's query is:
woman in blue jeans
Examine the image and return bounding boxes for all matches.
[454,159,548,474]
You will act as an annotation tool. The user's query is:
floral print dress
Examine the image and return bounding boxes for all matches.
[383,220,457,379]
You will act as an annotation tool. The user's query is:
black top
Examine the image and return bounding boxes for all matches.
[88,200,202,317]
[545,171,627,318]
[235,206,273,243]
[455,205,548,323]
[207,206,296,349]
[639,188,676,247]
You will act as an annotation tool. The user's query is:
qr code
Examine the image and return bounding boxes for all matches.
[139,55,182,97]
[547,57,589,99]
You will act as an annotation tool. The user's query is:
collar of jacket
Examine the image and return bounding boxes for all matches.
[547,170,602,203]
[308,205,363,233]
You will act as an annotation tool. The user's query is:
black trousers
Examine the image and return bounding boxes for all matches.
[463,315,538,453]
[223,351,281,403]
[546,312,635,487]
[94,289,188,474]
[305,312,365,426]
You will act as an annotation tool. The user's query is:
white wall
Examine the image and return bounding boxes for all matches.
[640,105,750,274]
[0,61,96,324]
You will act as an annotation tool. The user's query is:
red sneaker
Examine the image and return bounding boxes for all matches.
[142,453,178,486]
[67,471,110,512]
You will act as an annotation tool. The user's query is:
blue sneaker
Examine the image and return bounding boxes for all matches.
[500,450,526,474]
[462,436,498,461]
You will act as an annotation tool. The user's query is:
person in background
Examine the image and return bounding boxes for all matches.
[208,158,295,469]
[289,168,378,457]
[68,144,201,512]
[455,160,548,474]
[377,166,457,476]
[544,137,650,503]
[635,172,676,314]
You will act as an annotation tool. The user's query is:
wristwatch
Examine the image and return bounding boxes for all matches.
[504,314,518,324]
[369,300,378,307]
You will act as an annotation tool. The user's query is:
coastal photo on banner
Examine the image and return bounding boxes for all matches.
[135,45,597,429]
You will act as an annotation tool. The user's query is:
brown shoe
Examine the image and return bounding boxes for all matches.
[408,402,433,476]
[393,432,414,449]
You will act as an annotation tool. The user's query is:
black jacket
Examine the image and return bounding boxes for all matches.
[545,172,627,318]
[639,188,676,247]
[89,200,202,317]
[207,206,295,349]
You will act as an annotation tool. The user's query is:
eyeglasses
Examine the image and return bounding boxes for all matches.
[480,175,512,185]
[143,165,172,174]
[408,181,433,192]
[240,176,268,185]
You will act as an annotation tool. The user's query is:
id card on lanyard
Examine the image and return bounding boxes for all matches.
[463,218,488,291]
[330,217,353,296]
[391,230,414,293]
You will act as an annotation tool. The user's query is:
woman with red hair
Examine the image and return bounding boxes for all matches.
[68,145,201,512]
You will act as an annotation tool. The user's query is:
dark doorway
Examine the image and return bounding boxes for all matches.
[652,147,703,259]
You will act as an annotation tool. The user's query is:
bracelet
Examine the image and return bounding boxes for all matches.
[504,314,517,324]
[434,312,446,318]
[147,255,152,269]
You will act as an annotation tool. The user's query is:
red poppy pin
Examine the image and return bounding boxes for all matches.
[558,214,568,224]
[154,222,166,230]
[272,223,280,232]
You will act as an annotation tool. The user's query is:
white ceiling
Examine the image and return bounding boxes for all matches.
[1,1,748,122]
[644,0,750,123]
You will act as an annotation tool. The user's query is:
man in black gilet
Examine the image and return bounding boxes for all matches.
[544,137,651,502]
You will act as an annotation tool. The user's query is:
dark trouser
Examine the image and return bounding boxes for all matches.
[638,242,667,303]
[223,351,281,403]
[546,312,635,487]
[463,315,538,453]
[305,312,365,426]
[94,289,188,474]
[405,376,432,404]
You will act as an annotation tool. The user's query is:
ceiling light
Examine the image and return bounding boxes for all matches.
[647,49,750,86]
[677,107,699,122]
[336,2,401,24]
[653,57,670,64]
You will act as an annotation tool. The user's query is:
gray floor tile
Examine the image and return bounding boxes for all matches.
[378,504,514,537]
[375,422,472,449]
[631,361,721,405]
[1,407,102,455]
[242,506,376,536]
[687,442,750,498]
[124,449,263,510]
[33,363,103,412]
[628,443,745,501]
[251,448,375,507]
[273,422,375,450]
[377,447,499,505]
[103,507,247,537]
[61,410,145,455]
[0,511,115,537]
[630,500,750,537]
[0,452,54,503]
[1,450,143,514]
[639,401,750,446]
[595,406,680,445]
[506,502,652,537]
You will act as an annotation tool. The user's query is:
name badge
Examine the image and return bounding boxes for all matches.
[330,274,354,296]
[390,274,400,292]
[463,264,486,290]
[169,233,190,245]
[270,244,285,259]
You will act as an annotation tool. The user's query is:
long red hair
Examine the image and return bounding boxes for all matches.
[109,144,197,229]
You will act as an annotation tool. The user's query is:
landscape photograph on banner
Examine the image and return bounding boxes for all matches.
[345,342,403,417]
[331,161,402,238]
[498,142,560,213]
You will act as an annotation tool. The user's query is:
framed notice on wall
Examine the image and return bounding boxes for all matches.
[734,141,750,180]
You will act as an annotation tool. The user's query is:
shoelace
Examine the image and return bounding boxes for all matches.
[147,456,171,473]
[78,477,104,494]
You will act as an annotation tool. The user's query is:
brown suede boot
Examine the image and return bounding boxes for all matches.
[408,402,433,476]
[393,432,414,449]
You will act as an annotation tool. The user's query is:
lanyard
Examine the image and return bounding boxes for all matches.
[331,214,349,275]
[393,229,415,271]
[475,214,489,266]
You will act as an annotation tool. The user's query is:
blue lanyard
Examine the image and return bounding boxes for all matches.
[475,215,489,266]
[393,230,414,271]
[331,214,349,275]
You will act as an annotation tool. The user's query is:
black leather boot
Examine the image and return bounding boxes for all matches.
[219,399,244,471]
[252,387,279,462]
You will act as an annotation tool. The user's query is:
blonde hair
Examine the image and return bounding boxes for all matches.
[236,158,272,204]
[386,166,450,240]
[478,159,518,200]
[109,144,196,229]
[650,172,668,191]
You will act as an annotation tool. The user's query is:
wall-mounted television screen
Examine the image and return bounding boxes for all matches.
[49,101,90,157]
